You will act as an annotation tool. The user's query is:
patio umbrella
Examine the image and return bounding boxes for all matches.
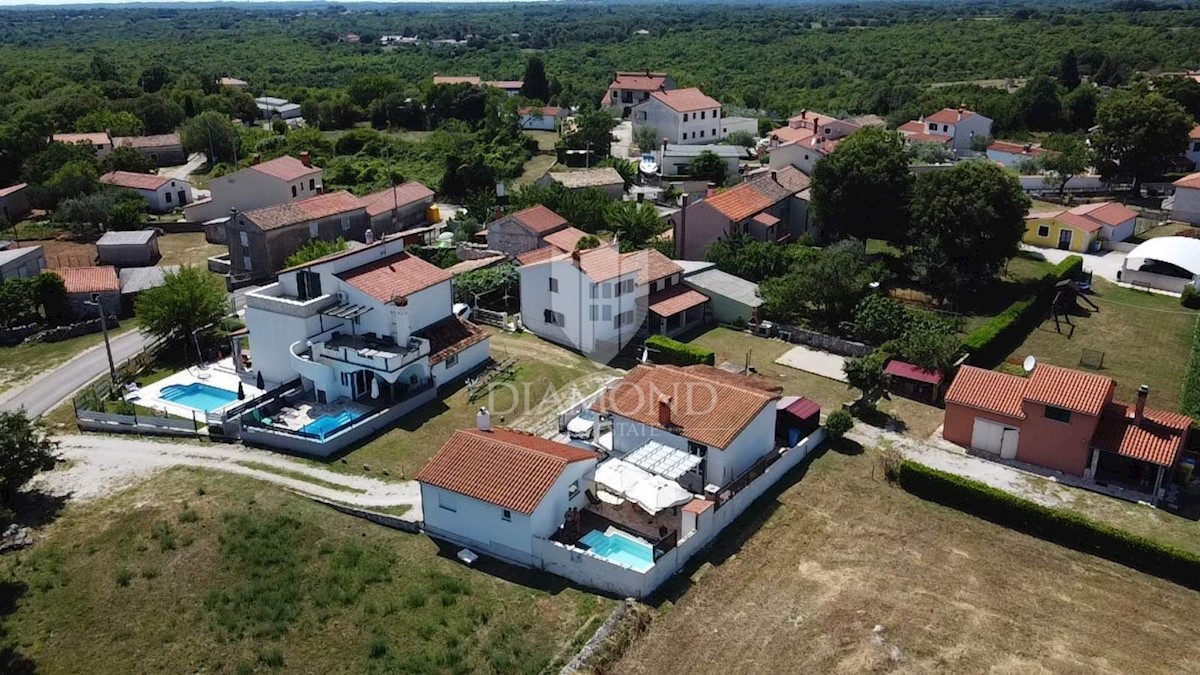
[625,475,692,516]
[237,381,245,400]
[256,371,265,389]
[594,459,652,495]
[370,377,380,399]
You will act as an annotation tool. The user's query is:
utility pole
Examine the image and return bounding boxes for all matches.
[88,293,117,388]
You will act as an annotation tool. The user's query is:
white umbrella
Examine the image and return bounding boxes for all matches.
[594,458,652,495]
[370,377,380,399]
[625,475,692,515]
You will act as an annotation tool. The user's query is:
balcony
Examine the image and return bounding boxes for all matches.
[245,283,336,319]
[312,332,430,377]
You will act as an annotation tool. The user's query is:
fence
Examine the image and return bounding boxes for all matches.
[472,307,509,329]
[75,407,204,437]
[775,325,873,358]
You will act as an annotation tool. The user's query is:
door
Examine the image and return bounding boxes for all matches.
[971,418,1019,457]
[1057,229,1072,250]
[177,190,186,205]
[999,427,1019,459]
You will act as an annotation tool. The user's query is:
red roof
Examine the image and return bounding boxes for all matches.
[884,360,945,386]
[1093,403,1191,467]
[243,191,363,231]
[703,183,774,222]
[1055,211,1105,234]
[52,132,110,147]
[55,266,119,294]
[249,156,320,182]
[1069,201,1137,227]
[518,106,564,117]
[99,171,171,191]
[649,87,720,113]
[508,204,568,235]
[433,75,482,85]
[770,126,817,145]
[647,285,708,317]
[1025,364,1113,417]
[416,428,597,514]
[925,107,978,124]
[945,366,1027,419]
[541,226,589,253]
[336,251,451,302]
[1174,171,1200,190]
[682,498,715,514]
[897,121,927,134]
[515,245,561,266]
[751,212,780,228]
[610,72,671,92]
[783,396,821,420]
[988,140,1045,157]
[413,315,488,366]
[0,183,27,198]
[359,182,434,218]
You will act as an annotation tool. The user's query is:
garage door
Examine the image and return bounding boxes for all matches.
[971,418,1019,459]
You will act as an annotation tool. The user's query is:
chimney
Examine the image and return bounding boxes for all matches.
[477,407,491,431]
[365,229,375,244]
[1135,385,1149,424]
[251,153,261,165]
[493,205,503,221]
[299,151,311,168]
[770,170,778,183]
[657,395,672,428]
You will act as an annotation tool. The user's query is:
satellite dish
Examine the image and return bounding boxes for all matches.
[1022,355,1037,373]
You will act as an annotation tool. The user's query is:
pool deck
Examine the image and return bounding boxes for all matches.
[265,400,374,433]
[127,362,264,420]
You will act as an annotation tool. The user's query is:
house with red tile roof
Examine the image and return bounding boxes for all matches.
[1171,171,1200,225]
[767,110,864,174]
[99,171,193,213]
[359,181,436,236]
[55,266,122,319]
[631,87,724,145]
[898,106,994,152]
[242,233,491,453]
[606,71,677,117]
[517,105,568,131]
[671,168,814,259]
[51,132,113,160]
[228,190,368,281]
[1024,201,1138,251]
[986,140,1048,168]
[943,363,1190,502]
[486,204,572,256]
[111,133,186,167]
[187,153,324,224]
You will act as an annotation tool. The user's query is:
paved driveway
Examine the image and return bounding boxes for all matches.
[775,345,847,382]
[1020,244,1126,283]
[611,120,635,159]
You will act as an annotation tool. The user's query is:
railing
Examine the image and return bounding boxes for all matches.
[76,408,203,437]
[651,529,679,561]
[240,379,434,443]
[313,336,428,373]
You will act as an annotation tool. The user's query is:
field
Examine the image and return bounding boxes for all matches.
[614,445,1200,674]
[157,232,225,268]
[0,468,611,674]
[1004,279,1197,411]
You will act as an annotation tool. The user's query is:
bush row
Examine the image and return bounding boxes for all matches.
[645,334,715,366]
[1181,319,1200,418]
[963,254,1083,364]
[895,460,1200,590]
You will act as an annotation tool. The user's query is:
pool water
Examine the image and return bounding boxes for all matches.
[158,383,239,412]
[300,410,365,438]
[580,529,654,572]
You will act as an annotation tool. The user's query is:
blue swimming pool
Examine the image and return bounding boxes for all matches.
[580,529,654,572]
[300,410,365,439]
[158,382,239,412]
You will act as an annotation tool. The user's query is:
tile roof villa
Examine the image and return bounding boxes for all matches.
[99,170,172,192]
[649,87,721,113]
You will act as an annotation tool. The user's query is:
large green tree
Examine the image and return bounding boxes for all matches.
[1040,134,1093,198]
[761,241,879,328]
[520,57,550,102]
[1092,90,1193,191]
[686,150,728,185]
[907,161,1030,302]
[0,411,58,507]
[180,112,241,164]
[810,127,912,243]
[135,267,229,348]
[1014,75,1062,131]
[562,108,616,161]
[605,201,664,252]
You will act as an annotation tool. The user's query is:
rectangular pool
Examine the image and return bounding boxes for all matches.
[300,410,366,439]
[580,528,654,572]
[158,382,239,413]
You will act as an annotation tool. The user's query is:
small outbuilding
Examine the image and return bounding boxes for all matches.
[884,359,945,404]
[56,266,121,320]
[777,396,821,446]
[0,245,46,282]
[99,171,192,213]
[118,265,179,314]
[538,167,626,200]
[678,260,761,325]
[111,133,187,167]
[0,183,31,223]
[97,230,161,268]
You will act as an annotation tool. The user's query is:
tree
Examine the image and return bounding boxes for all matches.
[509,183,609,233]
[686,150,728,184]
[706,236,816,283]
[32,272,68,324]
[46,160,98,202]
[102,146,155,174]
[1093,56,1128,88]
[1057,50,1081,90]
[563,108,617,160]
[843,350,889,408]
[0,411,58,506]
[760,241,877,328]
[425,83,488,128]
[1092,90,1192,191]
[824,409,854,440]
[1154,75,1200,121]
[0,278,38,327]
[605,201,664,251]
[135,267,229,348]
[906,141,954,164]
[454,262,518,304]
[907,161,1030,302]
[284,238,347,268]
[1041,134,1093,198]
[180,112,241,164]
[1063,85,1098,130]
[75,110,144,137]
[719,130,755,148]
[895,325,961,372]
[853,294,908,345]
[1014,75,1062,131]
[520,57,550,102]
[347,74,400,108]
[121,94,186,135]
[810,127,912,243]
[139,64,171,93]
[89,55,119,82]
[633,125,660,153]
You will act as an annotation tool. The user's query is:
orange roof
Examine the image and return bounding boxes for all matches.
[516,245,561,266]
[336,251,451,302]
[1191,125,1200,140]
[518,106,564,117]
[413,315,488,366]
[359,182,434,218]
[770,126,817,145]
[610,72,671,92]
[416,428,598,514]
[1069,201,1137,227]
[751,212,780,227]
[0,183,27,198]
[112,133,181,150]
[249,156,320,182]
[593,364,778,448]
[649,87,720,113]
[702,175,794,223]
[944,366,1027,419]
[1055,211,1105,234]
[542,226,589,252]
[648,285,708,317]
[988,140,1045,157]
[99,170,171,191]
[1174,171,1200,189]
[897,120,927,134]
[1025,364,1113,417]
[242,191,363,231]
[52,132,110,147]
[925,107,978,124]
[625,248,681,284]
[772,166,812,194]
[1093,403,1192,467]
[484,80,523,90]
[55,266,119,294]
[507,204,568,235]
[433,75,482,85]
[682,498,715,514]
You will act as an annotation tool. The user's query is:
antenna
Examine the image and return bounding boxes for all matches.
[1022,355,1037,374]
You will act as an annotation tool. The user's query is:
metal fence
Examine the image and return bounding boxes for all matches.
[75,408,204,437]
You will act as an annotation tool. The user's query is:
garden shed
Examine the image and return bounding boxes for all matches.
[777,396,821,446]
[884,359,945,404]
[97,230,161,268]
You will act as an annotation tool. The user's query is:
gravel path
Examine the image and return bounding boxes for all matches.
[30,434,423,520]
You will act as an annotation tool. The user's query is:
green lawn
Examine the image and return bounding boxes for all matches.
[524,130,561,152]
[0,468,611,674]
[1004,278,1197,411]
[0,321,135,395]
[514,154,559,186]
[6,219,68,241]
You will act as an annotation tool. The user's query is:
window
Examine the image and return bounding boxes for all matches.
[1193,141,1200,152]
[1044,405,1072,424]
[501,509,511,522]
[292,185,298,198]
[239,231,249,247]
[309,222,319,238]
[341,216,351,232]
[602,305,612,321]
[1038,225,1050,237]
[683,113,689,122]
[622,279,635,295]
[712,129,717,137]
[543,309,565,326]
[681,132,687,140]
[549,277,559,293]
[568,480,579,498]
[445,353,458,368]
[928,122,937,131]
[602,283,612,299]
[590,305,599,321]
[165,191,172,203]
[942,124,949,132]
[309,178,316,190]
[242,255,252,271]
[700,111,706,120]
[296,270,322,300]
[699,130,705,138]
[614,310,635,328]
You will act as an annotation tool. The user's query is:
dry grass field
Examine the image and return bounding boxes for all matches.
[614,446,1200,674]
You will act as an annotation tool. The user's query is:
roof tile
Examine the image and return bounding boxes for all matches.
[243,191,363,231]
[249,156,320,182]
[336,251,451,303]
[945,366,1027,419]
[1025,364,1113,416]
[1093,403,1192,467]
[649,87,720,113]
[55,266,120,294]
[99,171,171,191]
[359,182,435,218]
[508,205,568,235]
[413,315,488,365]
[647,285,708,317]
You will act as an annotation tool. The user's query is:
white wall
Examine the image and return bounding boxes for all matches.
[953,115,993,150]
[421,484,536,559]
[518,257,644,357]
[633,98,722,145]
[186,165,322,222]
[768,142,822,174]
[245,300,323,387]
[1173,186,1200,225]
[434,338,491,385]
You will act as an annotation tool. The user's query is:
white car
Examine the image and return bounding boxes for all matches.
[567,409,599,439]
[452,303,472,320]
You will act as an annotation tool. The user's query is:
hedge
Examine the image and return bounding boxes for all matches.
[645,334,715,366]
[963,254,1084,364]
[1181,319,1200,419]
[895,460,1200,589]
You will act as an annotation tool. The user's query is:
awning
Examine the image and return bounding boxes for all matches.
[321,302,373,320]
[648,285,708,317]
[884,359,944,386]
[624,440,702,480]
[751,212,780,227]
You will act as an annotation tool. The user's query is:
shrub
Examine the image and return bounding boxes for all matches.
[1182,285,1200,309]
[645,334,715,366]
[825,409,854,439]
[1182,320,1200,418]
[114,567,133,587]
[368,636,389,659]
[895,460,1200,589]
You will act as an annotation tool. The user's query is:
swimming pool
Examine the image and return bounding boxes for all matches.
[300,410,365,438]
[580,529,654,572]
[158,382,239,412]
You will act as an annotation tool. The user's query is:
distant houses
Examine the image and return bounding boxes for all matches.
[431,75,523,96]
[51,132,114,160]
[537,167,626,200]
[606,71,676,117]
[767,111,866,174]
[897,106,994,152]
[99,171,193,213]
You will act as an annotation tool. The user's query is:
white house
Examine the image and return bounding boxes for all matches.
[1172,172,1200,225]
[657,144,748,178]
[767,111,862,174]
[632,88,723,145]
[418,424,600,567]
[256,96,302,121]
[99,171,193,213]
[52,132,113,160]
[606,71,675,117]
[185,154,322,224]
[898,107,994,152]
[1187,125,1200,171]
[517,243,706,362]
[517,106,567,131]
[986,140,1047,168]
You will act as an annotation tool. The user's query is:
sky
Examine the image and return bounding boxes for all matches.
[0,0,547,6]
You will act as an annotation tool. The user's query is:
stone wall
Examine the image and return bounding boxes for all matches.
[0,315,119,347]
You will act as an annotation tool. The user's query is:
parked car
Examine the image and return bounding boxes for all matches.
[567,409,600,439]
